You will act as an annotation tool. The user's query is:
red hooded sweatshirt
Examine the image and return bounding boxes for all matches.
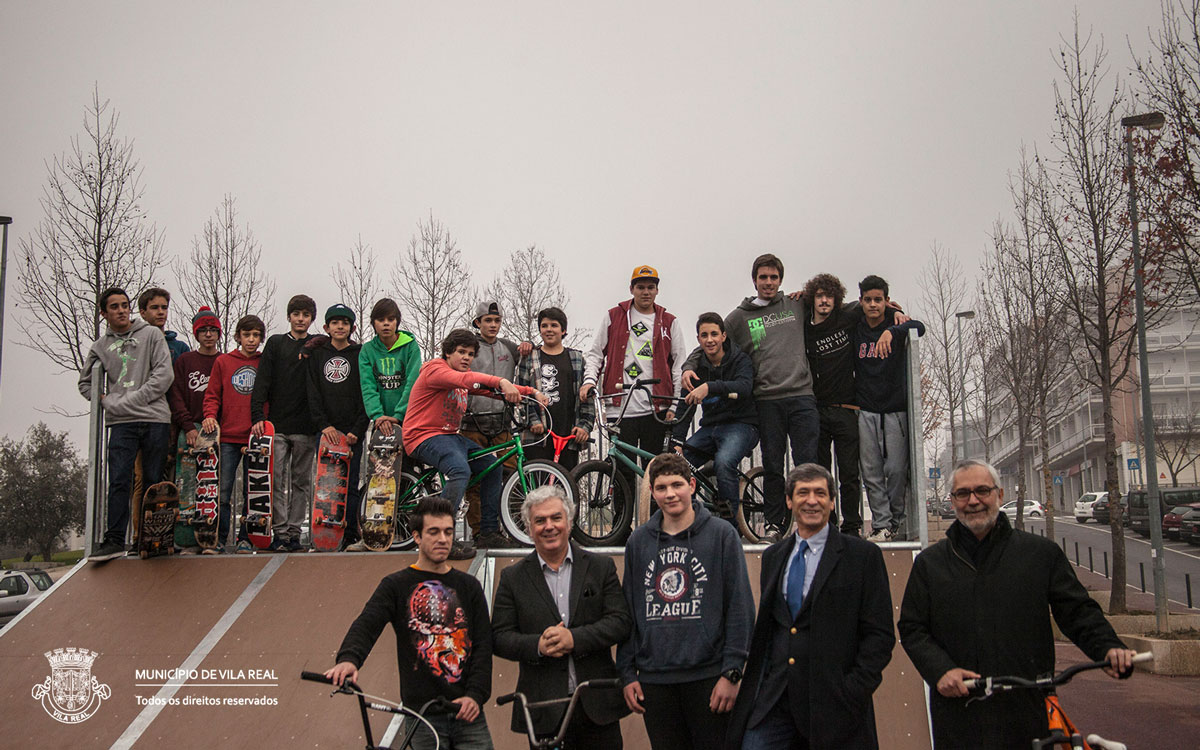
[203,349,263,444]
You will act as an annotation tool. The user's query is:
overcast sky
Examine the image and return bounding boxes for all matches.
[0,1,1162,449]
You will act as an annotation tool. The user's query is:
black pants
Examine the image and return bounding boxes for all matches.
[641,676,728,750]
[536,708,623,750]
[614,414,669,486]
[815,405,862,532]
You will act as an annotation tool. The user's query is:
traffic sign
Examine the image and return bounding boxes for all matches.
[928,467,941,479]
[1053,475,1064,485]
[1127,458,1141,471]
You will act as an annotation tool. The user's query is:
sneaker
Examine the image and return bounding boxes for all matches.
[473,531,517,549]
[200,546,222,556]
[342,540,370,552]
[447,540,477,560]
[177,546,200,555]
[866,528,893,543]
[89,541,126,562]
[267,538,289,553]
[235,540,255,555]
[287,538,305,553]
[758,523,788,544]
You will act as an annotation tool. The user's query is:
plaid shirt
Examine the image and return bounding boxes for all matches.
[516,347,596,433]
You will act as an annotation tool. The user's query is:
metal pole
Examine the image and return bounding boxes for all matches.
[906,328,928,547]
[957,315,967,459]
[84,363,104,557]
[0,216,11,395]
[1125,122,1169,631]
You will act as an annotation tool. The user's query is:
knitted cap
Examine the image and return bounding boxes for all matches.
[192,306,222,336]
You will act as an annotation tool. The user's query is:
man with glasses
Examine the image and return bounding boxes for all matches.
[898,459,1137,749]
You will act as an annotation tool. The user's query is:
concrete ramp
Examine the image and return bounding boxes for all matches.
[1,549,930,750]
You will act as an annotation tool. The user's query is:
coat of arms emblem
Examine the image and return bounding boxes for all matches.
[31,647,110,723]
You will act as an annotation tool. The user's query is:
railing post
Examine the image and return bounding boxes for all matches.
[83,362,105,557]
[905,328,927,547]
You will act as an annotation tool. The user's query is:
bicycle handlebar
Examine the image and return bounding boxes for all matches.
[495,678,623,749]
[962,652,1152,692]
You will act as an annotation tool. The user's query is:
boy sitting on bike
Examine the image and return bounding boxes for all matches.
[674,312,758,522]
[403,329,546,557]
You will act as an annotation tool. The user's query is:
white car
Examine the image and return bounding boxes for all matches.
[0,569,53,624]
[1000,500,1044,521]
[1074,492,1107,524]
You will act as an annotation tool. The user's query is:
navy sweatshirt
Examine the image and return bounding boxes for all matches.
[250,331,315,434]
[854,318,925,414]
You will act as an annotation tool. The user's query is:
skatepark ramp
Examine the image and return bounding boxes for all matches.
[0,547,931,750]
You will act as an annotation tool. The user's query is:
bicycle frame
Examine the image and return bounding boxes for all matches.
[496,678,622,750]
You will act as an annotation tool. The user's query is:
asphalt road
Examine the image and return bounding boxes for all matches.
[1024,514,1200,611]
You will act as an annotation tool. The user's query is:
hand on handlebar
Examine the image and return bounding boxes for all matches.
[499,379,522,403]
[579,383,595,401]
[937,667,981,698]
[453,695,481,722]
[531,423,546,435]
[571,426,589,444]
[684,383,710,405]
[1104,648,1137,678]
[325,661,358,688]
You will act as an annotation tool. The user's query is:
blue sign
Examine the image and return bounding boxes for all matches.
[1127,458,1141,471]
[928,467,941,479]
[1053,475,1064,485]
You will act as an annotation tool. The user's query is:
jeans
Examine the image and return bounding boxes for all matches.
[105,422,170,546]
[858,410,909,533]
[640,676,729,750]
[816,405,862,532]
[683,422,759,515]
[613,414,669,496]
[756,396,819,527]
[219,442,247,545]
[272,433,315,542]
[410,434,504,533]
[409,711,494,750]
[460,429,517,535]
[344,438,364,542]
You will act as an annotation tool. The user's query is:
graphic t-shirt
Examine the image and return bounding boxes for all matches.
[168,351,219,431]
[335,566,493,707]
[537,349,576,435]
[622,308,656,416]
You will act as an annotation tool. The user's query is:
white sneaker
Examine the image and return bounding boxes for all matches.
[866,528,893,543]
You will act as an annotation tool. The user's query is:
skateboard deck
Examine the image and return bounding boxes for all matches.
[361,429,401,551]
[192,426,221,550]
[175,429,198,549]
[311,432,351,551]
[139,482,179,559]
[244,422,274,550]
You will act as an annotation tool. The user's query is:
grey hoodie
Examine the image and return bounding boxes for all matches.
[616,501,755,685]
[78,317,174,425]
[724,294,813,400]
[465,335,521,434]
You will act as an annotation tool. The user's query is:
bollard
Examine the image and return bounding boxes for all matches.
[1140,562,1146,593]
[1062,536,1067,552]
[1088,546,1094,573]
[1075,541,1080,566]
[1103,551,1108,579]
[1188,573,1194,609]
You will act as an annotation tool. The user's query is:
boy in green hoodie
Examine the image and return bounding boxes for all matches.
[358,298,422,438]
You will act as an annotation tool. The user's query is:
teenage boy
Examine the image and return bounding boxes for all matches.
[403,329,546,555]
[251,294,317,552]
[327,497,495,750]
[617,453,755,750]
[359,297,422,438]
[138,287,190,362]
[515,307,595,471]
[168,307,223,449]
[306,304,370,550]
[203,315,265,554]
[673,313,757,521]
[80,287,175,562]
[855,275,925,543]
[462,301,532,539]
[582,265,687,485]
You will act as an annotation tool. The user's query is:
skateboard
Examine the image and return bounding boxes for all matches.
[243,422,275,550]
[311,432,351,552]
[360,428,401,551]
[191,425,221,550]
[138,482,179,559]
[175,429,198,549]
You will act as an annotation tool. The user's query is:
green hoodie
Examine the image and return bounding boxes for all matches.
[358,330,422,422]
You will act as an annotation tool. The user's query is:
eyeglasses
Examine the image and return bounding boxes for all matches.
[949,485,998,501]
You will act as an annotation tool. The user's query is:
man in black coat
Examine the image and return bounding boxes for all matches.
[899,458,1137,749]
[492,485,632,748]
[727,463,895,749]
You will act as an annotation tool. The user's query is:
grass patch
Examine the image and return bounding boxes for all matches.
[1144,628,1200,640]
[2,549,85,568]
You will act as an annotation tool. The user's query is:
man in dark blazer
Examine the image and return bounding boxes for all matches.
[492,485,633,748]
[728,463,895,749]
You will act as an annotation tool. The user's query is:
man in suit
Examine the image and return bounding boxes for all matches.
[728,463,895,749]
[492,485,633,748]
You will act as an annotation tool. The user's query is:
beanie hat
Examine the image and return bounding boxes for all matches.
[325,303,356,325]
[192,307,222,336]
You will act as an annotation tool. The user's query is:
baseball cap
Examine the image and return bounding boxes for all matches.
[630,265,660,284]
[324,303,356,325]
[472,301,502,328]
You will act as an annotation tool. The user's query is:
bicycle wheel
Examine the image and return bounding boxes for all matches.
[500,460,577,547]
[737,466,769,543]
[571,459,634,547]
[391,471,435,550]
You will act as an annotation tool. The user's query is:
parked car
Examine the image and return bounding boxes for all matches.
[1001,500,1044,521]
[1074,492,1107,524]
[1129,487,1200,536]
[1092,494,1130,526]
[1163,503,1200,540]
[1180,508,1200,545]
[0,568,53,624]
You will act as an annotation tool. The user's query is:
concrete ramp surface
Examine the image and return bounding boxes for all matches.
[0,550,931,750]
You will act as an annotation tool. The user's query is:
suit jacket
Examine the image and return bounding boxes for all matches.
[492,543,633,734]
[727,526,895,749]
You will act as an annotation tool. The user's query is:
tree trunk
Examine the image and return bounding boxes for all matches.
[1038,399,1056,544]
[1100,374,1128,614]
[1014,401,1030,532]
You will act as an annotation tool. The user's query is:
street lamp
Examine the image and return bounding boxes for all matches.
[955,309,975,461]
[1122,110,1167,630]
[0,215,11,396]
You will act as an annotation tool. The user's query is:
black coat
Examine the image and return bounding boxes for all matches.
[491,543,633,734]
[727,526,895,749]
[898,514,1127,749]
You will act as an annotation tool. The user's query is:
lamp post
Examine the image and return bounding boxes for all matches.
[0,216,11,395]
[955,309,975,460]
[1122,110,1168,631]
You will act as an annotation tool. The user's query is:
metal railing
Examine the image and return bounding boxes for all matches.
[83,363,106,557]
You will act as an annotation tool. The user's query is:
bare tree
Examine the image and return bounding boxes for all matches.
[917,243,971,466]
[16,86,167,375]
[391,213,473,358]
[1153,402,1200,486]
[173,195,276,352]
[480,245,571,344]
[1039,20,1174,612]
[967,299,1007,462]
[332,236,387,343]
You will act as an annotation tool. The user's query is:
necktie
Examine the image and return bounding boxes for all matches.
[786,539,809,620]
